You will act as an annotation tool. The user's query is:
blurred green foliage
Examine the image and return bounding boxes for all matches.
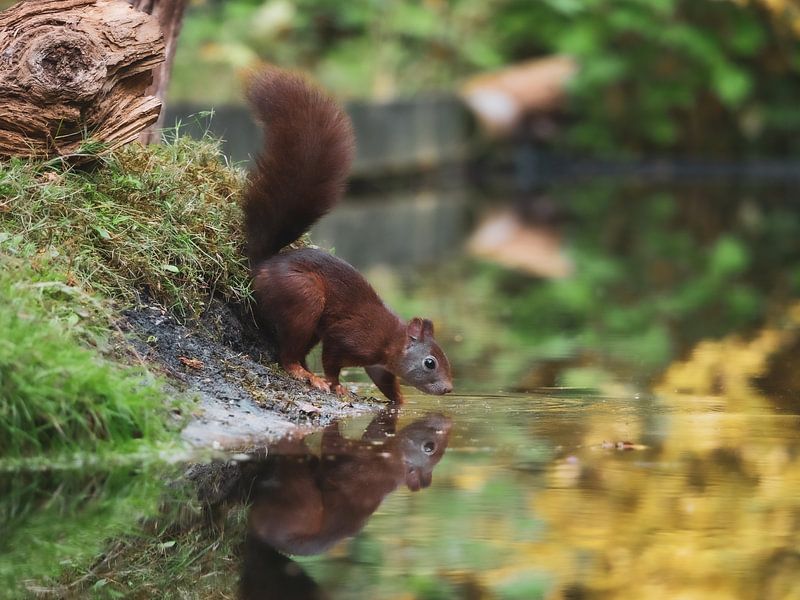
[370,180,800,391]
[174,0,800,155]
[521,0,800,155]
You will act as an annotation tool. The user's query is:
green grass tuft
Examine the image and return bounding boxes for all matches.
[0,254,174,458]
[0,134,251,317]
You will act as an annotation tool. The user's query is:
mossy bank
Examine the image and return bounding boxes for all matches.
[0,136,377,595]
[1,133,378,457]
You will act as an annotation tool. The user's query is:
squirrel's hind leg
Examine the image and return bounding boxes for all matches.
[282,333,326,391]
[284,362,330,392]
[256,269,327,391]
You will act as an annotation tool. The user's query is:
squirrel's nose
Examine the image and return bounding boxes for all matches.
[442,383,453,394]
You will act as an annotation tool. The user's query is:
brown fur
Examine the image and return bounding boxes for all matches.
[244,69,355,265]
[244,68,452,403]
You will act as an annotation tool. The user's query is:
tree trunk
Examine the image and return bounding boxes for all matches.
[0,0,165,159]
[127,0,189,144]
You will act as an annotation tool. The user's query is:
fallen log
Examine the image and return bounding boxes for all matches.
[0,0,165,158]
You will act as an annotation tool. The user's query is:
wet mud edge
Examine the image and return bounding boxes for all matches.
[120,295,381,449]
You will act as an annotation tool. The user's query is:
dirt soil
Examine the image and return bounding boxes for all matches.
[120,296,380,449]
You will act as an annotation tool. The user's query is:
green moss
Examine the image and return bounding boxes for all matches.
[0,134,251,318]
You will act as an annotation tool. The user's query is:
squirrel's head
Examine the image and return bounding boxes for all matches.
[396,317,453,396]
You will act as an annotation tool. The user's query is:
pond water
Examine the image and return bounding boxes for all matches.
[282,391,800,599]
[3,175,800,598]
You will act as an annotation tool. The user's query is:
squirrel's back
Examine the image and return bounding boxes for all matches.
[243,69,356,266]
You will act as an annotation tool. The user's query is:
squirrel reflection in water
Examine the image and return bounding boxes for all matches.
[236,409,452,600]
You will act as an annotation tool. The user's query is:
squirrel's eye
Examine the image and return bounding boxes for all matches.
[423,357,437,370]
[423,441,436,454]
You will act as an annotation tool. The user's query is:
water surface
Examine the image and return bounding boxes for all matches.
[3,175,800,598]
[313,391,800,599]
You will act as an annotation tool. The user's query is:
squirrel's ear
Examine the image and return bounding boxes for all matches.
[422,318,434,338]
[407,317,434,342]
[407,317,424,341]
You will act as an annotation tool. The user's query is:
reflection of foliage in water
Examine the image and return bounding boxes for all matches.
[371,182,800,391]
[296,432,553,599]
[522,313,800,599]
[0,465,180,598]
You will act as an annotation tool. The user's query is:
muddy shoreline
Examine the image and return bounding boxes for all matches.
[121,295,380,449]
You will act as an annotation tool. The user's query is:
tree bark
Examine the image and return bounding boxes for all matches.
[127,0,189,144]
[0,0,165,159]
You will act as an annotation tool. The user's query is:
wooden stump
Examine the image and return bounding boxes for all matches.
[0,0,165,158]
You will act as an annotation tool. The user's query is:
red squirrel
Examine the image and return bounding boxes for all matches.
[243,68,453,403]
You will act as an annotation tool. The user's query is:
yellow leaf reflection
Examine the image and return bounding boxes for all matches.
[515,303,800,599]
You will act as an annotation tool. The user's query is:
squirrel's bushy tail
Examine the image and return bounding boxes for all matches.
[243,68,355,266]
